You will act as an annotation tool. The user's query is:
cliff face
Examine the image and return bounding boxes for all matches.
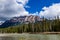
[25,15,40,23]
[0,15,41,28]
[10,15,40,23]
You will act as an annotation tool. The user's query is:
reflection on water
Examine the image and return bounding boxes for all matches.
[0,34,60,40]
[0,36,18,40]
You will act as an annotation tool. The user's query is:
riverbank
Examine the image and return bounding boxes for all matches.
[0,32,60,36]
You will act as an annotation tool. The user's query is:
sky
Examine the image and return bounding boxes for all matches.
[0,0,60,21]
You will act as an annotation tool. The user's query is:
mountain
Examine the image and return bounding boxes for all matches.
[0,15,41,28]
[25,15,40,23]
[0,21,4,25]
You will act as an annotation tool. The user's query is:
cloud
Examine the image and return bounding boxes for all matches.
[0,0,29,21]
[24,5,30,8]
[28,12,39,16]
[16,0,28,5]
[39,3,60,19]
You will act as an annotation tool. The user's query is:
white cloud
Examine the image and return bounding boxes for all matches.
[16,0,28,5]
[29,12,39,16]
[39,3,60,19]
[0,0,29,21]
[24,5,30,8]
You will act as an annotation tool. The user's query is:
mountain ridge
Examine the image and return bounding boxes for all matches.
[0,15,41,28]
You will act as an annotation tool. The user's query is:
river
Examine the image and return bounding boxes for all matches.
[0,33,60,40]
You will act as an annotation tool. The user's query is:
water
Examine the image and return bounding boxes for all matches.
[0,34,60,40]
